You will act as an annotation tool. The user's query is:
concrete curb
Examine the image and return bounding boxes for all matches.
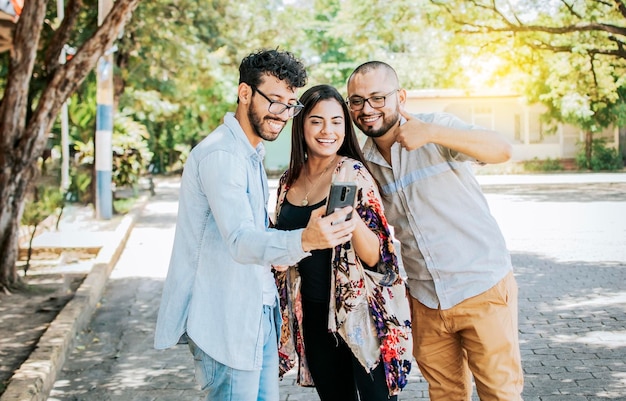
[0,195,150,401]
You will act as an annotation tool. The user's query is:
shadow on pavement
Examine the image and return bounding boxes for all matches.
[47,252,626,400]
[483,183,626,203]
[512,252,626,399]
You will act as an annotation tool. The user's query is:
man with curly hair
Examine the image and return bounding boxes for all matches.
[155,49,357,401]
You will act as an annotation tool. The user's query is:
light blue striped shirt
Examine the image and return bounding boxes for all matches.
[362,113,512,310]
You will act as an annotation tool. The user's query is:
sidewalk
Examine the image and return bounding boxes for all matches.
[0,195,148,401]
[268,172,626,189]
[2,172,625,401]
[268,172,626,219]
[474,171,626,186]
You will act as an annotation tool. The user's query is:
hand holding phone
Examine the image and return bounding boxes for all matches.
[325,182,357,223]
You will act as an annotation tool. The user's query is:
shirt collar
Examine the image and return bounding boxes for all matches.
[361,115,408,167]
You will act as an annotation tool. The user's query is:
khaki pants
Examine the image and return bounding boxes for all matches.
[411,272,524,401]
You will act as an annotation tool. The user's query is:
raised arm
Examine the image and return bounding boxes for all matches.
[394,109,512,164]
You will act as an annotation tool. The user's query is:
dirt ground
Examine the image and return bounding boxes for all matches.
[0,179,143,396]
[0,257,87,394]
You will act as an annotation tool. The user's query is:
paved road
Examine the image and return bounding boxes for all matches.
[48,177,626,401]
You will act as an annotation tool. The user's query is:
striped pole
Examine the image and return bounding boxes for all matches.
[95,0,113,219]
[57,0,70,193]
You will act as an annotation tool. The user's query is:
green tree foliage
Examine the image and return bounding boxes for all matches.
[279,0,454,90]
[0,0,140,291]
[112,0,255,171]
[429,0,626,167]
[6,0,626,290]
[112,114,152,190]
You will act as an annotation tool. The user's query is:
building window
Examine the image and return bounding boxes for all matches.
[529,111,544,143]
[472,105,494,130]
[514,114,521,143]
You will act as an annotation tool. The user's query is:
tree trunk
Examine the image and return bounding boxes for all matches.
[0,0,141,291]
[0,0,47,292]
[0,182,25,290]
[0,160,37,289]
[585,130,593,170]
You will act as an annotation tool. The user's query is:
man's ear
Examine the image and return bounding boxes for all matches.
[398,88,407,107]
[238,83,252,105]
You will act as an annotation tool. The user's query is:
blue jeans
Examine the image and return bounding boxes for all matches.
[188,305,279,401]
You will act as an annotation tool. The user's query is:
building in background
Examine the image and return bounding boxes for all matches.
[405,89,619,162]
[263,89,621,173]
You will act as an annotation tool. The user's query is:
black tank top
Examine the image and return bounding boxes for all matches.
[274,197,331,303]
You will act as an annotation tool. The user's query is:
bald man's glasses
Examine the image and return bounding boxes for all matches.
[347,89,398,112]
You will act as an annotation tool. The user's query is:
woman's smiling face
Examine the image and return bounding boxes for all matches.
[303,99,346,159]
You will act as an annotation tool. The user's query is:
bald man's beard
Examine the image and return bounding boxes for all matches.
[355,109,401,138]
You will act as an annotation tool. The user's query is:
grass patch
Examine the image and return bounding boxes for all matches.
[113,197,137,214]
[522,157,565,172]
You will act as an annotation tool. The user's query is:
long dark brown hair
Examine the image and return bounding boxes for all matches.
[284,84,368,187]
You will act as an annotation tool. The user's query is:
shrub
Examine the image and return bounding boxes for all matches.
[576,138,624,171]
[112,115,153,191]
[523,157,565,172]
[21,185,64,274]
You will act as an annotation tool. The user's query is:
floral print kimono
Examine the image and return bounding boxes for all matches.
[274,156,413,396]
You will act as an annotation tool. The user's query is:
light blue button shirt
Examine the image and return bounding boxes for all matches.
[154,112,310,370]
[362,112,512,310]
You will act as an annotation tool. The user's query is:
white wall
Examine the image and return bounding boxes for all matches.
[405,90,619,161]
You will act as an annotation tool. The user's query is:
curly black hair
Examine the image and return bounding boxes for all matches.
[239,49,307,91]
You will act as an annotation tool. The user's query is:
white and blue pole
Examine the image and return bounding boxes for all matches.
[95,0,113,219]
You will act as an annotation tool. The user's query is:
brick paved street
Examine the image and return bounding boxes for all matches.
[46,176,626,401]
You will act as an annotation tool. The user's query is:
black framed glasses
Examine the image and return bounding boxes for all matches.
[347,89,399,112]
[251,86,304,118]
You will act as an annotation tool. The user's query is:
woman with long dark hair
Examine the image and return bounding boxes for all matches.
[273,84,412,400]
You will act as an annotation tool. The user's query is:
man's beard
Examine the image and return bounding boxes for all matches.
[248,107,284,142]
[355,110,400,138]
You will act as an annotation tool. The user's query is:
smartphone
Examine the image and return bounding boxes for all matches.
[325,182,357,222]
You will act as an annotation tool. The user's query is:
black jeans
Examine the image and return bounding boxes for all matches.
[301,299,397,401]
